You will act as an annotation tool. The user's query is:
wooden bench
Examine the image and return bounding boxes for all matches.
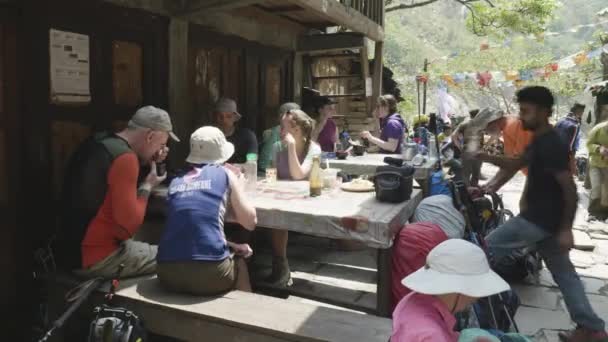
[48,274,392,342]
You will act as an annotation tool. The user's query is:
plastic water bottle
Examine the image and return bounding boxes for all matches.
[244,153,257,193]
[428,135,438,159]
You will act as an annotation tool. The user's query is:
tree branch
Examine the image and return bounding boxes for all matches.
[386,0,491,13]
[386,0,440,12]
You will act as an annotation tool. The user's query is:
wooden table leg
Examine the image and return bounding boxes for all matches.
[376,247,393,318]
[415,177,429,197]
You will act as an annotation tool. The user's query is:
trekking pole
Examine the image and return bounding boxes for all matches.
[37,278,104,342]
[497,292,520,333]
[106,263,125,303]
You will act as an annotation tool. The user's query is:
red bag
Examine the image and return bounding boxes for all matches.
[391,222,448,311]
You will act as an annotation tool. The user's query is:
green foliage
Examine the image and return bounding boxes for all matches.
[466,0,559,38]
[383,0,606,116]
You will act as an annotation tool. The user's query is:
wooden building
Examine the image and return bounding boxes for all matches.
[0,0,385,339]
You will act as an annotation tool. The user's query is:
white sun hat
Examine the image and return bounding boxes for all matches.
[402,239,510,298]
[186,126,235,165]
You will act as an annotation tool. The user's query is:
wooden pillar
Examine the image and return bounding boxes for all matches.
[360,40,371,115]
[376,246,393,317]
[293,52,304,103]
[168,18,191,168]
[371,41,383,134]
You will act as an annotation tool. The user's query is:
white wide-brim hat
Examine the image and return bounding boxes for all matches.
[402,239,510,298]
[186,126,235,165]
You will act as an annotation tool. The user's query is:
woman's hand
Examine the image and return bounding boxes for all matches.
[282,132,296,147]
[231,243,253,258]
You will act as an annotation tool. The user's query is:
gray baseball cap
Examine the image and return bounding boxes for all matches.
[129,106,180,142]
[215,98,242,120]
[470,108,505,132]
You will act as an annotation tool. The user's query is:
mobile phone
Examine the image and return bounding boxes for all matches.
[156,162,166,177]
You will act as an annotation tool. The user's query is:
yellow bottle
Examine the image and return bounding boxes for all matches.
[309,155,323,197]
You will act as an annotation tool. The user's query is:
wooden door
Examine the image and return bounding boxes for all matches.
[0,10,22,340]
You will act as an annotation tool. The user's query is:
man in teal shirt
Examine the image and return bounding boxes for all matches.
[259,102,300,171]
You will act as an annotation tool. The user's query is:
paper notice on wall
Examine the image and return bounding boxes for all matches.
[49,29,91,104]
[365,77,372,97]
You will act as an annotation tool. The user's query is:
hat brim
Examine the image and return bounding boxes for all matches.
[185,141,235,165]
[402,266,510,298]
[169,132,180,142]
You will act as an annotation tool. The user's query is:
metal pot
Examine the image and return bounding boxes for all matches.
[352,144,366,156]
[402,142,418,161]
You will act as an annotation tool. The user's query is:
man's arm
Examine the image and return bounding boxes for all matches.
[484,167,519,193]
[555,169,578,252]
[108,153,149,239]
[587,125,604,158]
[479,153,526,171]
[556,170,578,232]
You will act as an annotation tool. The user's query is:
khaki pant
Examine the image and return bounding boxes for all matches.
[590,167,608,207]
[157,257,237,296]
[75,239,157,279]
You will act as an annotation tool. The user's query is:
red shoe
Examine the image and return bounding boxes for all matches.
[559,327,608,342]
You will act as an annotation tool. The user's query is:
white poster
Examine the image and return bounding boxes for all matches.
[365,77,372,97]
[49,29,91,104]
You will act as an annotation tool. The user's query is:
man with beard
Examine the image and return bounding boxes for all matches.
[475,86,606,342]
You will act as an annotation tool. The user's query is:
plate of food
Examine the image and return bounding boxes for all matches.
[341,178,375,192]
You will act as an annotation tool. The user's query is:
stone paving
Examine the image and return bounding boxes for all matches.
[485,164,608,341]
[253,164,608,341]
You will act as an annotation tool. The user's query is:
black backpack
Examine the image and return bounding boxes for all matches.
[88,305,147,342]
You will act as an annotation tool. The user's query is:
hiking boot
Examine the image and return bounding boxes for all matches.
[558,327,608,342]
[263,256,293,287]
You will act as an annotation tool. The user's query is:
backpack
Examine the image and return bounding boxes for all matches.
[455,291,520,332]
[473,290,520,331]
[88,305,147,342]
[492,248,543,282]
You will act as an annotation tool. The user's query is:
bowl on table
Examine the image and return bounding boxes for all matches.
[336,150,349,160]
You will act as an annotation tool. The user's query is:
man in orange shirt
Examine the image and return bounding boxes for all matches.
[58,106,179,278]
[480,114,534,193]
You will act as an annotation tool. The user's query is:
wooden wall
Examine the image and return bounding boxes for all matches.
[20,0,168,221]
[0,7,22,340]
[187,25,293,141]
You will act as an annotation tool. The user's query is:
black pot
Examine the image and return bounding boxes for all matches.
[352,145,365,156]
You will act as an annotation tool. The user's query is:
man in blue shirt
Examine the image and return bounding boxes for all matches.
[555,103,585,174]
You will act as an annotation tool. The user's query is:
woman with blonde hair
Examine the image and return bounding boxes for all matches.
[266,109,321,286]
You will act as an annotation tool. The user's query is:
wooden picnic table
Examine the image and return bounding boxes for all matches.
[327,153,438,196]
[151,180,422,317]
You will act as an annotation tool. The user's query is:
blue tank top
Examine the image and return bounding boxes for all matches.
[157,164,230,262]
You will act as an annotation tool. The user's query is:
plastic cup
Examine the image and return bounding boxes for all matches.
[265,167,277,184]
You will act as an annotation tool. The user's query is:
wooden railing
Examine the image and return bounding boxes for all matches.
[339,0,384,26]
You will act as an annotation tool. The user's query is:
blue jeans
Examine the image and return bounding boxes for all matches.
[486,216,605,331]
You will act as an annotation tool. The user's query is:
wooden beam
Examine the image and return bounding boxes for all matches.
[371,41,383,132]
[313,75,361,80]
[324,93,366,98]
[293,52,304,103]
[189,10,300,50]
[168,19,192,167]
[285,0,384,42]
[298,33,365,53]
[310,53,358,60]
[359,39,371,115]
[179,0,265,16]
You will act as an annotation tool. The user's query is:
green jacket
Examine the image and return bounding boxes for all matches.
[587,121,608,168]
